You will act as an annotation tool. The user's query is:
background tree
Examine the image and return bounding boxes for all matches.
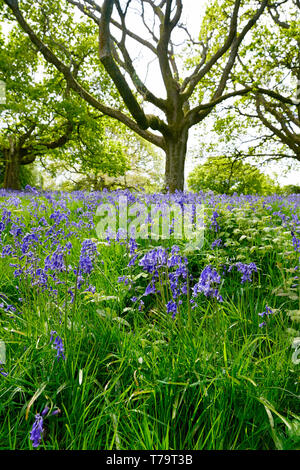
[0,21,77,189]
[0,11,138,189]
[42,128,164,191]
[191,0,299,177]
[2,0,274,191]
[187,155,279,195]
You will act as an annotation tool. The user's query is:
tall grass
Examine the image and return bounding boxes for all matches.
[0,190,299,450]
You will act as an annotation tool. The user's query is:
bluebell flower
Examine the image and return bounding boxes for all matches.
[30,413,44,448]
[144,281,156,296]
[128,254,138,267]
[79,239,98,274]
[41,406,50,417]
[166,300,177,317]
[139,247,168,273]
[258,305,273,322]
[229,262,257,283]
[50,331,65,361]
[128,237,138,255]
[211,238,222,249]
[209,211,220,232]
[192,265,223,302]
[0,368,8,377]
[291,232,300,252]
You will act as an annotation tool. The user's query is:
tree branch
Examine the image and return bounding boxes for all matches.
[3,0,165,149]
[180,0,242,101]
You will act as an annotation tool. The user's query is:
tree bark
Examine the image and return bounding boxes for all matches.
[164,129,189,192]
[3,137,21,190]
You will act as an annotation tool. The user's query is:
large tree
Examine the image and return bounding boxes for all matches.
[0,19,76,189]
[2,0,273,191]
[0,10,134,189]
[193,0,300,171]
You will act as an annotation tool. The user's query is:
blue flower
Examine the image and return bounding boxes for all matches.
[79,239,98,274]
[230,262,257,283]
[139,247,168,273]
[192,265,223,302]
[166,300,177,317]
[30,414,44,448]
[209,211,220,232]
[258,305,273,325]
[211,238,222,249]
[0,368,8,377]
[50,331,65,361]
[291,231,300,252]
[144,281,156,296]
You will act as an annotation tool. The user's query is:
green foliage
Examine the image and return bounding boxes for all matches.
[281,184,300,195]
[0,151,40,189]
[19,164,42,189]
[190,0,300,167]
[0,4,165,190]
[187,156,279,195]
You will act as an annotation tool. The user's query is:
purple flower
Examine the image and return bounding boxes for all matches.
[166,300,177,317]
[139,247,168,273]
[30,414,44,448]
[0,368,8,377]
[211,238,222,249]
[44,248,65,273]
[50,331,65,361]
[232,262,257,283]
[291,231,300,252]
[41,406,50,417]
[118,275,130,285]
[258,305,273,326]
[192,265,223,302]
[128,237,138,255]
[128,254,138,267]
[209,211,220,232]
[144,281,156,296]
[79,239,98,274]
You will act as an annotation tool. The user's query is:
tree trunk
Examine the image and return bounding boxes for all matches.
[3,137,21,190]
[164,130,188,192]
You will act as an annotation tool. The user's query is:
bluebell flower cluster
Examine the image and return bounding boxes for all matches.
[30,413,44,448]
[291,231,300,253]
[50,331,65,361]
[209,210,220,232]
[29,405,60,448]
[191,265,223,305]
[125,245,189,317]
[79,239,98,275]
[228,262,258,283]
[211,238,222,249]
[258,305,273,327]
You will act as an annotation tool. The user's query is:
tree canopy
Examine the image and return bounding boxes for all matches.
[3,0,287,191]
[1,0,299,191]
[193,0,299,172]
[0,8,144,189]
[187,155,279,195]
